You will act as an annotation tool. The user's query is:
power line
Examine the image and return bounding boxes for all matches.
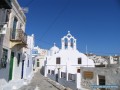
[40,0,71,40]
[25,0,37,7]
[34,31,120,55]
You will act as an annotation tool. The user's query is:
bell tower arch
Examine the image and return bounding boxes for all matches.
[61,31,77,50]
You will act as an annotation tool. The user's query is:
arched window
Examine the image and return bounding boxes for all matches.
[70,38,74,48]
[64,38,68,49]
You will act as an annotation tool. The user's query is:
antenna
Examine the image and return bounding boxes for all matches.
[86,45,88,67]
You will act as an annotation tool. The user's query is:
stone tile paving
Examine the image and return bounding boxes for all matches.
[18,71,70,90]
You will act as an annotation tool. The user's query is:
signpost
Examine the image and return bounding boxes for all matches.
[84,71,93,79]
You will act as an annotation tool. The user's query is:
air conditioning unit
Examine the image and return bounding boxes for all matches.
[0,24,7,34]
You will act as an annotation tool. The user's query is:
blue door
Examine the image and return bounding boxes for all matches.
[21,60,24,79]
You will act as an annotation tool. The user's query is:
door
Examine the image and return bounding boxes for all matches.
[56,74,58,82]
[21,60,24,79]
[98,75,106,90]
[37,61,39,67]
[9,52,14,80]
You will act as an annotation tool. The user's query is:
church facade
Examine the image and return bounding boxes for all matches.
[44,31,95,90]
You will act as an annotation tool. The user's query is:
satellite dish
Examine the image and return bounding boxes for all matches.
[21,7,29,13]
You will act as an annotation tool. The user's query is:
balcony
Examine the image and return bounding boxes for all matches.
[0,0,12,9]
[10,29,27,48]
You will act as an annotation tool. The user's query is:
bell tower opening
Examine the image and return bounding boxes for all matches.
[61,31,77,50]
[65,38,68,49]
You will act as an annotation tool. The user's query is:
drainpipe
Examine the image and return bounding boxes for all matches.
[108,56,112,67]
[118,57,120,64]
[109,56,114,64]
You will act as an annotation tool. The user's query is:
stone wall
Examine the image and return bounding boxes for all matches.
[81,66,120,90]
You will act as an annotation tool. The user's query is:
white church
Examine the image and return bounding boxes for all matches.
[44,31,95,90]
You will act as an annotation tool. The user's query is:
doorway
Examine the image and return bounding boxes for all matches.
[56,74,58,82]
[9,52,14,80]
[98,75,106,90]
[21,60,24,79]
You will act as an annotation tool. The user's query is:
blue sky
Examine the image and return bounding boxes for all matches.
[18,0,120,55]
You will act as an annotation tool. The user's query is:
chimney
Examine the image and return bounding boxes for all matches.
[109,56,114,64]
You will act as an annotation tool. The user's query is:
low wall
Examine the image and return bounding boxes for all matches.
[81,67,120,90]
[47,74,56,81]
[58,78,76,90]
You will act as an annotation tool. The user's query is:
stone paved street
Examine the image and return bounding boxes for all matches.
[18,71,61,90]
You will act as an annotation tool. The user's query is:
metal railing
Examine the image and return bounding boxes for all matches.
[10,29,27,44]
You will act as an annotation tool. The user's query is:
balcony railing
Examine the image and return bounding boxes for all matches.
[0,0,12,9]
[10,29,27,45]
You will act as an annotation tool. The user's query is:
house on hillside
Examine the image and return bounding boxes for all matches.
[87,54,120,67]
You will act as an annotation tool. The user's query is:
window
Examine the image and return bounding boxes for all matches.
[51,70,54,75]
[17,53,20,66]
[20,23,22,29]
[48,70,50,74]
[5,10,10,23]
[65,38,68,49]
[56,57,60,64]
[78,58,81,64]
[70,38,74,48]
[77,69,80,73]
[68,73,75,81]
[1,48,8,68]
[27,59,29,67]
[37,61,39,67]
[12,17,18,39]
[98,75,105,85]
[61,72,66,78]
[13,17,17,30]
[37,59,39,67]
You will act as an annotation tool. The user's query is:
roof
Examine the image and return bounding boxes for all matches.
[50,43,59,52]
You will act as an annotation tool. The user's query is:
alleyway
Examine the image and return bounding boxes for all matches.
[18,71,62,90]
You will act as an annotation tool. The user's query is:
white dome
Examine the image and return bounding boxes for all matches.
[50,43,59,53]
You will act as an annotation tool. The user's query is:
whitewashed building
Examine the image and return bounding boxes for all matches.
[32,46,41,71]
[87,54,120,67]
[44,31,95,90]
[0,0,12,89]
[23,34,34,82]
[33,46,47,74]
[0,0,31,89]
